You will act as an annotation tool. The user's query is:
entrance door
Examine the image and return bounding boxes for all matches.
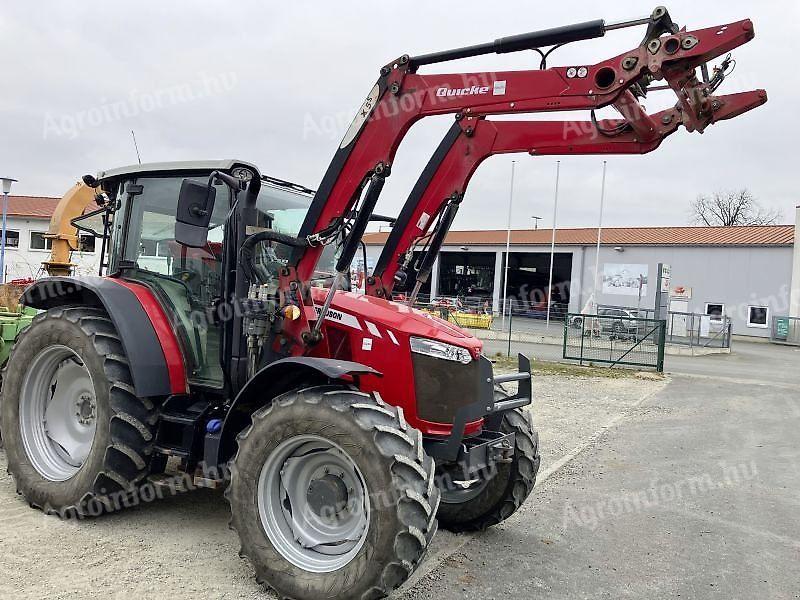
[112,176,232,388]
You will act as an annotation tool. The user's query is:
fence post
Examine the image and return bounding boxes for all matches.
[507,305,513,357]
[657,319,666,372]
[609,329,614,362]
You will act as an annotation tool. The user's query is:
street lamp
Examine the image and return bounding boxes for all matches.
[0,177,17,284]
[531,216,543,230]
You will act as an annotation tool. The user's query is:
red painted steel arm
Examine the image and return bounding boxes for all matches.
[290,17,755,282]
[277,11,761,352]
[366,88,767,298]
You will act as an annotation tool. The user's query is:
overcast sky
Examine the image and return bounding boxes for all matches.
[1,1,796,231]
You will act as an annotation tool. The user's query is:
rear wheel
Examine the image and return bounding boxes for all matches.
[436,394,540,532]
[0,306,158,516]
[227,386,439,600]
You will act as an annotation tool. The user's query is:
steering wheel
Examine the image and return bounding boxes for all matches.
[172,269,199,285]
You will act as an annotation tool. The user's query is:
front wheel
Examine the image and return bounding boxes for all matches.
[436,401,540,533]
[227,386,439,600]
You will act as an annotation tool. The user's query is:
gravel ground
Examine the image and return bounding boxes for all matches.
[0,372,665,599]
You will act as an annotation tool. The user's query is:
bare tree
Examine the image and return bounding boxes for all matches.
[690,189,782,226]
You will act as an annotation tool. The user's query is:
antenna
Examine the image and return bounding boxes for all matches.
[131,130,142,165]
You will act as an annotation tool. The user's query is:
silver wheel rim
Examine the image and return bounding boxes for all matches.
[19,345,98,482]
[257,434,370,573]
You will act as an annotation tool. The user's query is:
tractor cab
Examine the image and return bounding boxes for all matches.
[90,160,338,389]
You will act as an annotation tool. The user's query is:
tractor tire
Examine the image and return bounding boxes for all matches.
[227,386,439,600]
[436,394,540,533]
[0,306,158,517]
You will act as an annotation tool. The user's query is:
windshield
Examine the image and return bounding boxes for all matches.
[254,181,338,287]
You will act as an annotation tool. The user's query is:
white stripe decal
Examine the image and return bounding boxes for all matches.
[387,330,399,345]
[313,305,362,330]
[365,321,382,338]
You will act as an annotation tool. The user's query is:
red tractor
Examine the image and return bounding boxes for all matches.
[1,7,763,599]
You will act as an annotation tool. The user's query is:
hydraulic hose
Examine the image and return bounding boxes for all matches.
[239,230,308,283]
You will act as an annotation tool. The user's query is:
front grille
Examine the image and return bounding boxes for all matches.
[412,353,480,424]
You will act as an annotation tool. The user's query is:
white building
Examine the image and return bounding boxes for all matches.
[364,211,800,340]
[1,196,100,282]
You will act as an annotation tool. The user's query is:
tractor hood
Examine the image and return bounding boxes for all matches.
[310,288,483,354]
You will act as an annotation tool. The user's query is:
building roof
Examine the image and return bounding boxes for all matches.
[5,196,796,247]
[4,196,61,219]
[363,225,795,248]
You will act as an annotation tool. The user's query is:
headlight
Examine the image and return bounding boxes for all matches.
[409,336,473,364]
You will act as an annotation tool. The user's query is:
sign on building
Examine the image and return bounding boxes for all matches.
[670,285,692,300]
[602,263,648,297]
[659,264,672,293]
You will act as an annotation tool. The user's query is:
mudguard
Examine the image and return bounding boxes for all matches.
[214,357,381,464]
[21,276,178,398]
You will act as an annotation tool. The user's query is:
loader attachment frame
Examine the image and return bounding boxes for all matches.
[367,89,767,298]
[275,7,763,353]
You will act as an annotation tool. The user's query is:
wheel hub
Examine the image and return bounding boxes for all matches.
[307,474,350,517]
[75,393,96,426]
[257,435,370,573]
[19,345,98,481]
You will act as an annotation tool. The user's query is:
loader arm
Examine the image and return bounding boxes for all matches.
[367,89,767,299]
[274,7,761,351]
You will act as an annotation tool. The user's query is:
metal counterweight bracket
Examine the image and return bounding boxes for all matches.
[424,354,532,464]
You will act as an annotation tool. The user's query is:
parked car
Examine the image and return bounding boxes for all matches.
[597,308,640,339]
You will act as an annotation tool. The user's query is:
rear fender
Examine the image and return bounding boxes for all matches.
[21,276,184,398]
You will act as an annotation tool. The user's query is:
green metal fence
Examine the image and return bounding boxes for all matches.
[563,313,666,372]
[0,307,37,367]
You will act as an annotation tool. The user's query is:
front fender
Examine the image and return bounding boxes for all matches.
[214,357,381,464]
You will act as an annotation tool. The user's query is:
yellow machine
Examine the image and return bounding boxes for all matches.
[42,180,102,276]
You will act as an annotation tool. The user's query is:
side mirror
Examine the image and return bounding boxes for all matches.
[175,179,216,247]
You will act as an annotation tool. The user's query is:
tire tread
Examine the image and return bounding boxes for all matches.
[226,386,439,600]
[3,306,158,516]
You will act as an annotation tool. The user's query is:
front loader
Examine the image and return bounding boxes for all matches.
[369,95,766,303]
[1,7,763,600]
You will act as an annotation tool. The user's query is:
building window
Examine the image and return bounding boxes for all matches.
[2,230,19,248]
[78,234,96,253]
[704,303,725,321]
[30,231,53,251]
[747,306,769,329]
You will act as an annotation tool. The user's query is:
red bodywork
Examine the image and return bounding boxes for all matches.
[308,287,484,435]
[113,279,189,395]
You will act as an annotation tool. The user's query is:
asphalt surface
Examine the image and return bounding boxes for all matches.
[400,344,800,600]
